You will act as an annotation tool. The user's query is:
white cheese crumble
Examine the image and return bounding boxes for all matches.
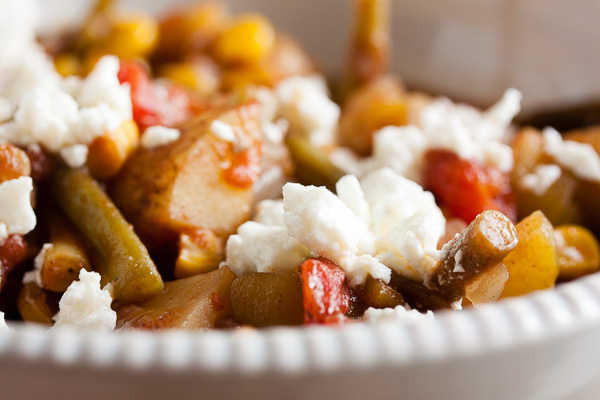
[0,311,9,332]
[362,305,434,324]
[141,125,181,149]
[543,127,600,182]
[52,269,116,332]
[23,243,53,286]
[520,164,562,196]
[275,75,340,147]
[0,176,36,238]
[0,54,133,167]
[225,222,311,275]
[225,168,446,286]
[331,89,521,181]
[210,120,236,142]
[59,144,89,168]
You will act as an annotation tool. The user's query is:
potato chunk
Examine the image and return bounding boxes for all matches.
[501,211,558,297]
[117,266,236,330]
[231,272,303,327]
[110,101,263,248]
[554,224,600,281]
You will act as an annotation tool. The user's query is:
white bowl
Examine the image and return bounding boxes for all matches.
[2,273,600,400]
[3,1,600,399]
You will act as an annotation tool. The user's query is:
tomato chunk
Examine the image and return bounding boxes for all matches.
[423,149,516,224]
[301,257,350,324]
[118,60,192,131]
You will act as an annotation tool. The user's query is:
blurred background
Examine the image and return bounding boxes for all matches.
[41,0,600,118]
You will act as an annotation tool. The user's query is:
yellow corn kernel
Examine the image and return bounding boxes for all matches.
[101,12,159,59]
[220,64,273,90]
[501,210,559,297]
[174,229,224,278]
[554,225,600,281]
[87,120,140,180]
[159,59,221,95]
[212,14,275,65]
[54,53,82,77]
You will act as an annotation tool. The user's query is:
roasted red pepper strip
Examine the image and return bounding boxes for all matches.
[301,257,350,324]
[423,149,516,224]
[118,61,192,131]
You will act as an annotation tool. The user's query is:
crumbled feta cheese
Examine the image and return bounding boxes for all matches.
[275,75,340,147]
[253,199,286,226]
[332,89,520,181]
[0,311,9,332]
[23,243,53,286]
[52,269,116,332]
[362,305,434,324]
[261,120,287,144]
[453,249,465,273]
[520,164,562,196]
[0,97,11,122]
[283,182,386,285]
[0,176,36,237]
[0,54,133,167]
[0,223,7,243]
[74,55,132,121]
[224,221,311,275]
[59,144,89,168]
[543,127,600,182]
[141,125,181,149]
[210,120,236,142]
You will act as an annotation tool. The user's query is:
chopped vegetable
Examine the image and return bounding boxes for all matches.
[501,211,558,297]
[117,266,236,330]
[117,60,192,131]
[434,210,518,303]
[231,272,303,327]
[301,258,350,324]
[51,167,163,304]
[554,224,600,281]
[424,149,517,224]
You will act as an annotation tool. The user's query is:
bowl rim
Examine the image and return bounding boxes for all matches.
[1,271,600,375]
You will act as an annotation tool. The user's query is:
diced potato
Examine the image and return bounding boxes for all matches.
[434,210,518,303]
[554,224,600,281]
[338,76,407,155]
[117,266,237,330]
[231,272,303,327]
[110,102,263,249]
[87,120,140,180]
[566,126,600,232]
[464,263,509,306]
[39,211,92,293]
[501,211,558,297]
[511,128,581,225]
[174,229,224,278]
[0,144,31,183]
[212,14,275,66]
[17,282,60,325]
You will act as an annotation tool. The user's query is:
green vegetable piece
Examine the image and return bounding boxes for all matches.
[51,167,163,304]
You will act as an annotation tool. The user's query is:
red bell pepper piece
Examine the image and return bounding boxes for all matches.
[301,257,350,324]
[423,149,516,224]
[118,61,192,131]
